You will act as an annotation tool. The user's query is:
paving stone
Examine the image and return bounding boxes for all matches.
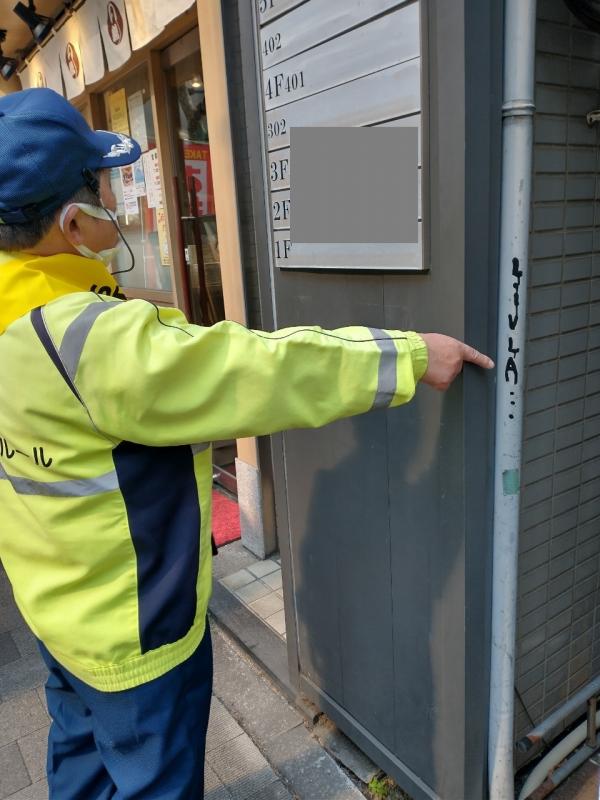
[0,742,31,799]
[17,726,49,783]
[9,629,39,661]
[0,655,48,701]
[249,592,284,621]
[0,693,49,749]
[4,779,48,800]
[207,698,245,753]
[221,570,256,592]
[206,733,278,800]
[0,601,26,636]
[266,610,287,636]
[263,724,365,800]
[261,570,283,591]
[34,689,47,716]
[205,764,233,800]
[212,542,257,583]
[211,628,303,747]
[0,634,20,668]
[247,561,279,579]
[247,780,292,800]
[234,580,271,606]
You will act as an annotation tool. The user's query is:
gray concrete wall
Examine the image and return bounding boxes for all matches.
[515,0,600,758]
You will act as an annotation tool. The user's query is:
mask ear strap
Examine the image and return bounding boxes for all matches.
[59,203,77,233]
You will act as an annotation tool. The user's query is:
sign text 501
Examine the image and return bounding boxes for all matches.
[258,0,274,13]
[265,71,305,101]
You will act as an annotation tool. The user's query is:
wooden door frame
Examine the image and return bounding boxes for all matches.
[196,0,258,471]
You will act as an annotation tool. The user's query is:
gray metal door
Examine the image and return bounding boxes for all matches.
[236,0,504,797]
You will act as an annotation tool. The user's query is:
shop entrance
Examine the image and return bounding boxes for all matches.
[162,29,237,497]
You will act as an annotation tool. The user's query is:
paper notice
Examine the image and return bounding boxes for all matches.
[127,90,148,152]
[156,207,171,266]
[143,149,163,209]
[133,158,146,197]
[108,88,130,136]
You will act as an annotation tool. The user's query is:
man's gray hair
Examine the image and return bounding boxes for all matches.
[0,171,103,252]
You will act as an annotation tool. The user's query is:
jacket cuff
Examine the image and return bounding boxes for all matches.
[405,331,429,383]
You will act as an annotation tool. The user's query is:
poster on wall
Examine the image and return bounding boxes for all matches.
[97,0,132,72]
[127,91,149,152]
[143,149,163,209]
[108,88,130,136]
[182,141,214,216]
[156,207,171,266]
[120,165,139,215]
[59,18,86,99]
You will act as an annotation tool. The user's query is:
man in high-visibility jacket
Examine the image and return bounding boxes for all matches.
[0,89,494,799]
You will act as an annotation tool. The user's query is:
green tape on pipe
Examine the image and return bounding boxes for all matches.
[503,469,520,496]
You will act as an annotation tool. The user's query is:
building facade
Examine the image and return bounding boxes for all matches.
[1,0,600,797]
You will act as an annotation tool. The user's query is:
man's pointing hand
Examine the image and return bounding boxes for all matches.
[419,333,495,392]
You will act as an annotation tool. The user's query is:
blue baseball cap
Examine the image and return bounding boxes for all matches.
[0,88,142,225]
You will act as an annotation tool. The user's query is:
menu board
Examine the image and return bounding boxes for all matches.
[253,0,425,271]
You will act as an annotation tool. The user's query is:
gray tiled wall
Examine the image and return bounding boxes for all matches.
[515,0,600,757]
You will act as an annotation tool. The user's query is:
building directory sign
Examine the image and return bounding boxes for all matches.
[253,0,426,271]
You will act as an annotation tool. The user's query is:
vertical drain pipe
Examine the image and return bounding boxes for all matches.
[489,0,537,797]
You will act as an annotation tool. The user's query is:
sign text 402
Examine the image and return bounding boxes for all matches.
[265,70,305,101]
[263,32,282,57]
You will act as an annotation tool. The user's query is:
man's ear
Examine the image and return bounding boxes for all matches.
[60,205,84,246]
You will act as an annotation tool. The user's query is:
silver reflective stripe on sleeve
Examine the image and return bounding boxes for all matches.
[59,301,121,381]
[0,463,119,497]
[368,328,398,410]
[191,443,210,455]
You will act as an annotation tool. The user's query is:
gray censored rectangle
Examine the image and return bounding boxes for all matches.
[290,127,418,244]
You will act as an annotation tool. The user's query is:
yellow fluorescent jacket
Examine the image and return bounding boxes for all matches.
[0,250,428,691]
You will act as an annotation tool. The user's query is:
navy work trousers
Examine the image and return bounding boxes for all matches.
[37,624,213,799]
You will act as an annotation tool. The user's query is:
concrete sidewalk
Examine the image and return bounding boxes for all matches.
[0,565,365,800]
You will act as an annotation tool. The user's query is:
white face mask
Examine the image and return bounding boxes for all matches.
[59,202,123,267]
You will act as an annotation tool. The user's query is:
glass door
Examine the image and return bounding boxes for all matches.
[163,29,237,495]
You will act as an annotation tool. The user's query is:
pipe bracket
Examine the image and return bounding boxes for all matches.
[502,100,536,118]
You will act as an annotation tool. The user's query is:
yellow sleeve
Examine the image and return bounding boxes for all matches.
[77,300,428,446]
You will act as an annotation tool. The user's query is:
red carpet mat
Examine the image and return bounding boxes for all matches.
[212,489,241,547]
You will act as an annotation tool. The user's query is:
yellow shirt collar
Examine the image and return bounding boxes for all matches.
[0,251,123,334]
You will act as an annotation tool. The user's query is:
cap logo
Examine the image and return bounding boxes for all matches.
[65,43,80,79]
[103,132,135,159]
[107,1,124,46]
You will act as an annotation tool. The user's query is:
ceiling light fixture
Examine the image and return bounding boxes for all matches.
[0,30,19,81]
[13,0,53,44]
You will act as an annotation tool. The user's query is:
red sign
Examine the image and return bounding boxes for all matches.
[183,142,215,216]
